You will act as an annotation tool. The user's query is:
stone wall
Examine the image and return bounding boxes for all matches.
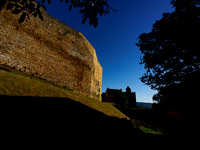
[0,7,102,100]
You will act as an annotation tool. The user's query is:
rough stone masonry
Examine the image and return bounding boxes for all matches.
[0,6,102,100]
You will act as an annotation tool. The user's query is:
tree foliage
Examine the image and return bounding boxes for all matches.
[0,0,115,27]
[136,0,200,91]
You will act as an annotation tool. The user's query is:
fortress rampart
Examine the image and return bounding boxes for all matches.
[0,7,102,100]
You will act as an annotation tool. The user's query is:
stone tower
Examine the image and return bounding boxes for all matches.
[126,86,136,107]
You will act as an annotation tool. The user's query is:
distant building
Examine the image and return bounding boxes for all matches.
[102,86,136,107]
[105,88,122,102]
[125,86,136,108]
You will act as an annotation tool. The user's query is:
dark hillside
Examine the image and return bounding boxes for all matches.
[0,68,163,143]
[1,95,140,142]
[0,67,126,118]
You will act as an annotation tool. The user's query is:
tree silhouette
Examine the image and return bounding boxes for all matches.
[0,0,116,27]
[137,0,200,90]
[136,0,200,112]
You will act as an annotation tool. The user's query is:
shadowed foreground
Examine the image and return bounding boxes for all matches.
[1,96,163,143]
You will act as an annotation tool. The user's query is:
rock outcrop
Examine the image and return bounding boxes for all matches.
[0,6,102,100]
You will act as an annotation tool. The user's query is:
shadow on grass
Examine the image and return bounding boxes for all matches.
[0,96,132,136]
[1,95,164,144]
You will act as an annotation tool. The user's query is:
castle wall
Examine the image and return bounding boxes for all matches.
[0,7,102,100]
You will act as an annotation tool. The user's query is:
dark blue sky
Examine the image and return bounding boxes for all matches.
[40,0,174,103]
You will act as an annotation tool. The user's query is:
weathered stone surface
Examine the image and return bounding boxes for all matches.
[0,7,102,100]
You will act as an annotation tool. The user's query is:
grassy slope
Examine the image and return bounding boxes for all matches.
[0,67,127,119]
